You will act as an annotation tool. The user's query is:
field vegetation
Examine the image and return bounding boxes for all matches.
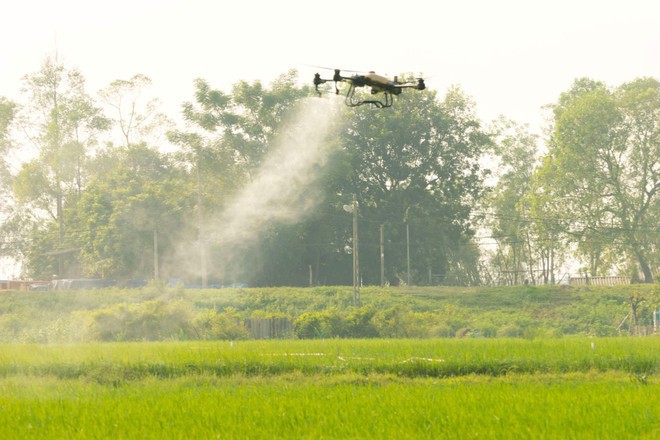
[0,285,657,438]
[0,338,657,439]
[0,284,656,342]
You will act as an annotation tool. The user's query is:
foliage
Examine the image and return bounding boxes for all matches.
[0,284,656,343]
[192,307,249,340]
[339,83,491,286]
[1,57,657,288]
[83,299,195,341]
[8,57,109,277]
[0,97,16,194]
[98,74,171,147]
[75,144,195,278]
[485,117,555,285]
[0,339,656,439]
[531,77,659,282]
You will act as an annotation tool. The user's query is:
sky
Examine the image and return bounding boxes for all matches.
[1,0,659,279]
[1,0,659,136]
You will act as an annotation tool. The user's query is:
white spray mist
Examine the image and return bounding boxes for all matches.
[206,96,343,276]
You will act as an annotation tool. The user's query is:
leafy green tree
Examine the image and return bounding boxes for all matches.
[485,117,566,285]
[75,144,194,279]
[0,97,17,263]
[182,70,312,178]
[0,97,16,193]
[485,117,538,284]
[12,57,109,277]
[539,77,659,282]
[339,82,491,285]
[175,71,320,285]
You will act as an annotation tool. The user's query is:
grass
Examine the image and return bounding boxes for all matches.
[0,285,657,437]
[0,338,656,379]
[0,373,657,439]
[1,284,657,342]
[0,338,657,439]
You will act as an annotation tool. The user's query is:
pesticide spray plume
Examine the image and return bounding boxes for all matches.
[217,96,342,244]
[174,95,344,282]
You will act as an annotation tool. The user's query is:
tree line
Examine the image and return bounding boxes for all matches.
[0,57,657,285]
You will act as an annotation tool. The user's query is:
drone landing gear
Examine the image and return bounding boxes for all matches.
[344,84,393,108]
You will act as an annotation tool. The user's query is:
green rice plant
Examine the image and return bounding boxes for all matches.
[0,338,657,438]
[0,338,656,382]
[0,372,656,439]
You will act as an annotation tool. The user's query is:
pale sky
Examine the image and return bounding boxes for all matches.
[1,0,659,136]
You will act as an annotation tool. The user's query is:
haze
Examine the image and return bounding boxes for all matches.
[1,0,658,135]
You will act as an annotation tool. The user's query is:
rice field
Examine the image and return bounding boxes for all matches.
[0,338,657,439]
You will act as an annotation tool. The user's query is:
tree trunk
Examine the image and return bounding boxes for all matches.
[550,244,555,285]
[57,192,64,277]
[635,250,654,283]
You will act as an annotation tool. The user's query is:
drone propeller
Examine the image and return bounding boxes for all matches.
[305,64,363,74]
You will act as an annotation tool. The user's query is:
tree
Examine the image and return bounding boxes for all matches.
[12,57,109,277]
[182,70,312,177]
[175,71,321,286]
[485,117,540,284]
[75,144,194,279]
[0,97,16,193]
[339,82,491,285]
[0,97,22,268]
[540,77,659,282]
[98,74,171,147]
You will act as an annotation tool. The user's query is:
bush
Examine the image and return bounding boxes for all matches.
[373,306,429,338]
[293,307,379,339]
[193,307,249,340]
[344,306,378,338]
[294,310,343,339]
[84,299,195,341]
[497,324,522,338]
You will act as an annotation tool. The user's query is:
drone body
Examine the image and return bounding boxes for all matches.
[314,69,426,108]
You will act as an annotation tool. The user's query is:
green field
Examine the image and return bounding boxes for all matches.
[0,338,657,439]
[0,285,657,438]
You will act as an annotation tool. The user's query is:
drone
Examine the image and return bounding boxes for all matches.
[313,69,426,108]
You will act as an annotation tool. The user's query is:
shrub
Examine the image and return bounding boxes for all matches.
[193,307,249,340]
[294,308,373,339]
[84,299,195,341]
[344,306,379,338]
[497,324,522,338]
[297,312,325,338]
[373,306,429,338]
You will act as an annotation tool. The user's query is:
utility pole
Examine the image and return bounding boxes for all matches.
[352,194,360,305]
[309,264,313,287]
[196,162,208,288]
[153,228,159,280]
[380,224,385,287]
[406,222,411,286]
[343,195,360,304]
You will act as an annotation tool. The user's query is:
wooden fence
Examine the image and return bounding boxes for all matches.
[569,276,630,286]
[245,317,293,339]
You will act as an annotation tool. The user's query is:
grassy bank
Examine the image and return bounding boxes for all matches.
[0,284,657,342]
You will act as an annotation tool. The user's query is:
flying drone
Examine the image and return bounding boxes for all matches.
[313,69,426,108]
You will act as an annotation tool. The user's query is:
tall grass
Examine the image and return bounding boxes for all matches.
[0,338,657,439]
[0,373,656,439]
[0,338,656,380]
